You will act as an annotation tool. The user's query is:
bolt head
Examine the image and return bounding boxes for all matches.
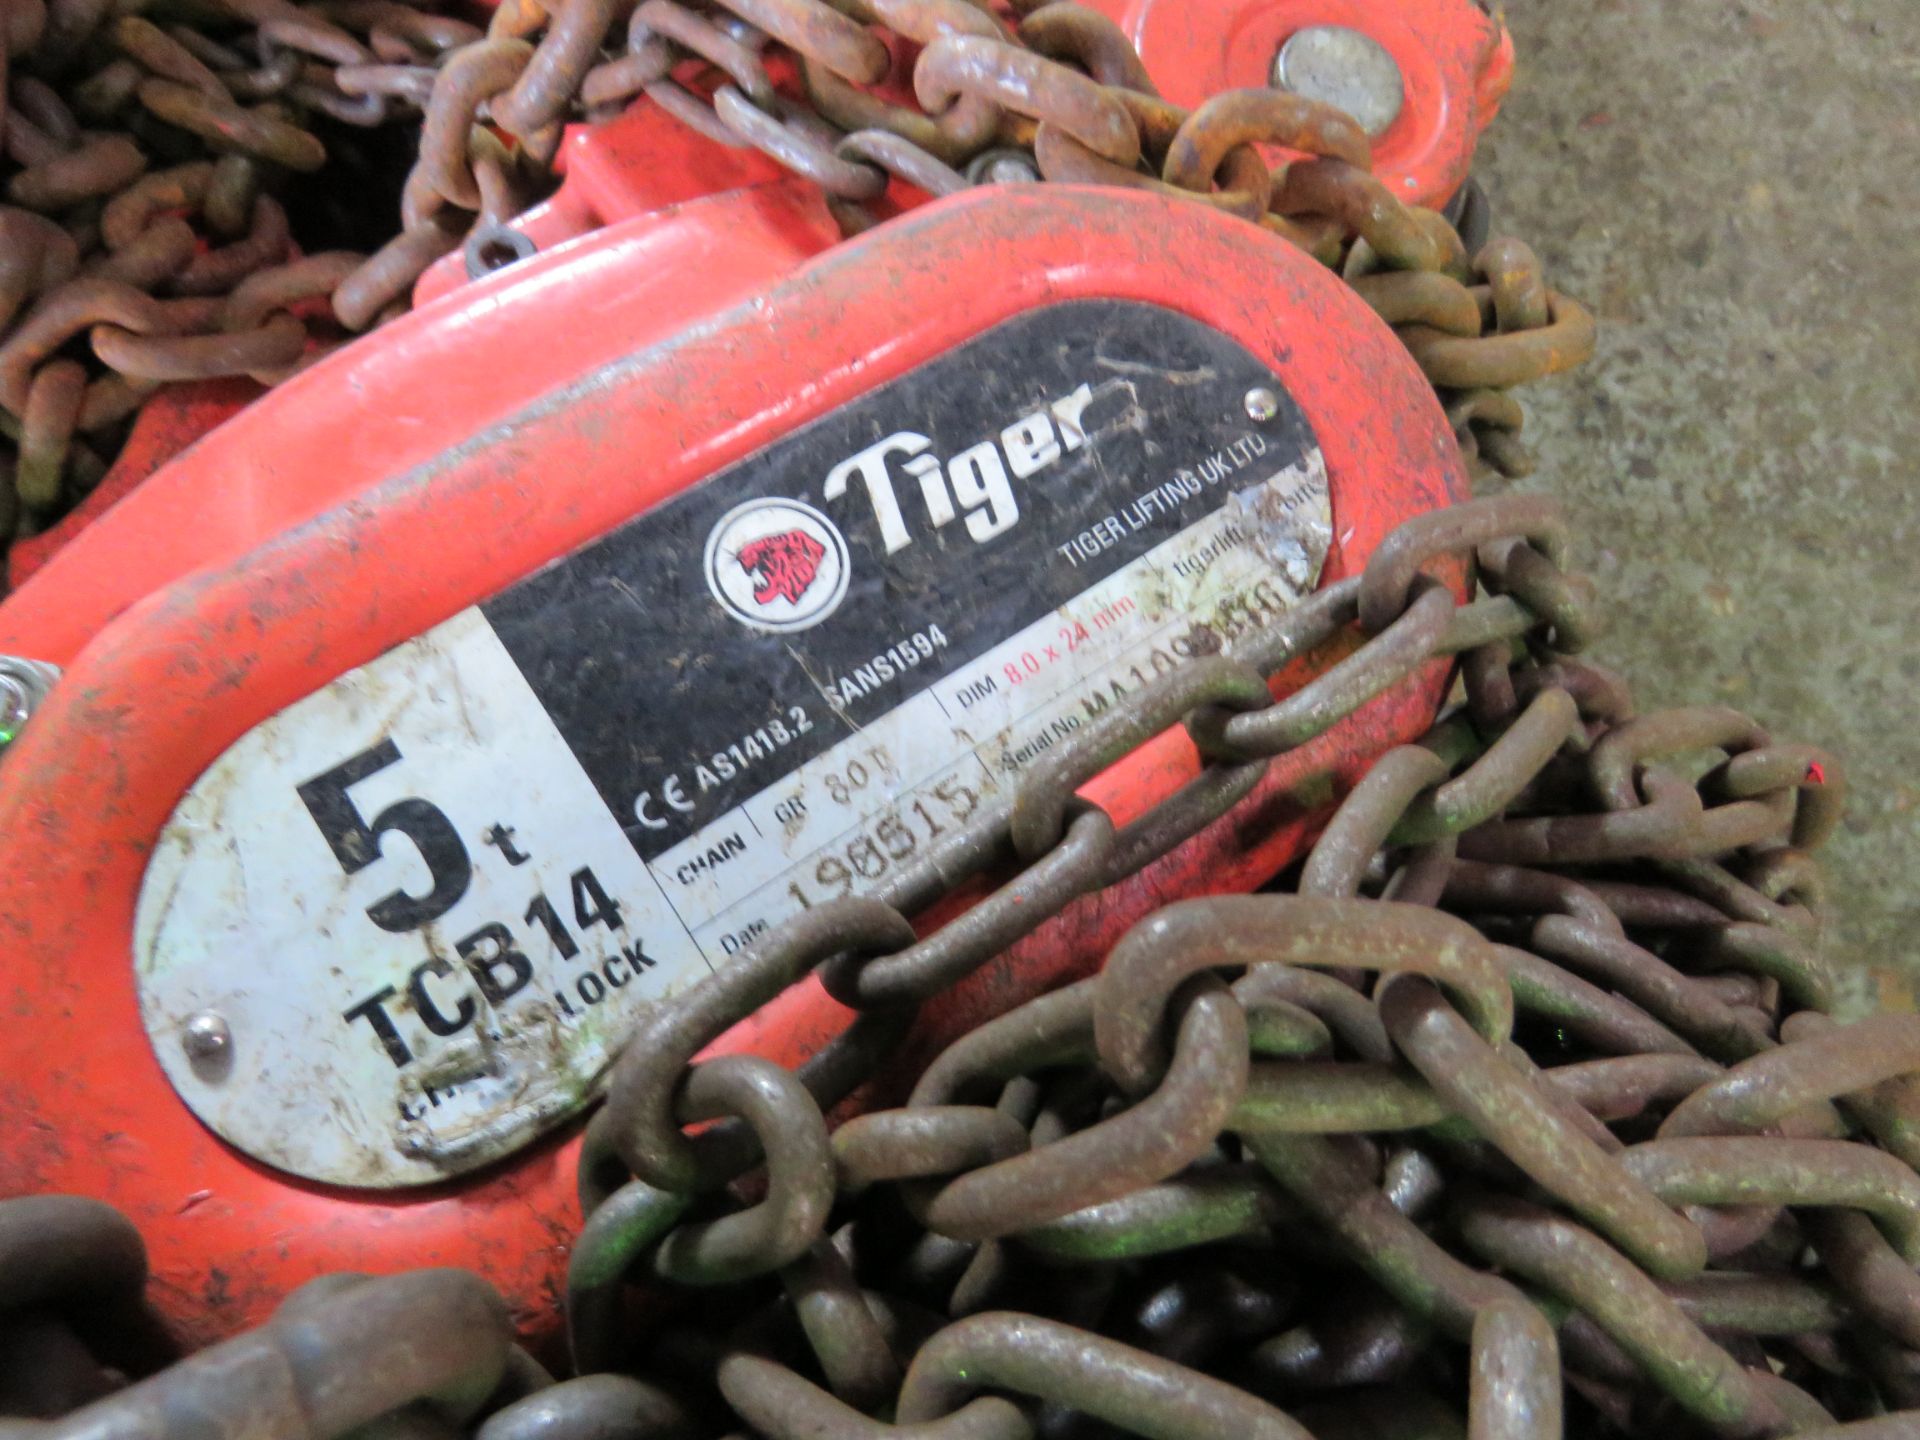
[1244,387,1281,423]
[1272,25,1406,139]
[182,1011,232,1063]
[463,224,537,281]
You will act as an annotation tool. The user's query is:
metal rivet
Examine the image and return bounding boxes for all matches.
[1245,387,1281,423]
[967,149,1041,186]
[0,657,61,751]
[0,677,33,749]
[182,1011,233,1063]
[1272,25,1406,139]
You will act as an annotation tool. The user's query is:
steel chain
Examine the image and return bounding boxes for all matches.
[2,0,1589,574]
[4,494,1909,1440]
[545,492,1883,1437]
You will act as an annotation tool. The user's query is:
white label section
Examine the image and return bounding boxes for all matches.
[136,448,1331,1190]
[135,610,711,1188]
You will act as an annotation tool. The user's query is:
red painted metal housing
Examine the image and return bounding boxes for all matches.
[1098,0,1513,209]
[6,0,1505,593]
[403,0,1507,306]
[0,185,1465,1344]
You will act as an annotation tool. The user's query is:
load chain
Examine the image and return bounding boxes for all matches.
[0,0,1590,572]
[3,493,1912,1439]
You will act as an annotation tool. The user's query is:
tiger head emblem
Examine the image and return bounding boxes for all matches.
[735,528,827,608]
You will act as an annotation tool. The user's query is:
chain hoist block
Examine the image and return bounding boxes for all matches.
[1,2,1893,1435]
[0,183,1467,1341]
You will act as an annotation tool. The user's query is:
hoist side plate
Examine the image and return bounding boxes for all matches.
[0,186,1465,1341]
[134,300,1334,1189]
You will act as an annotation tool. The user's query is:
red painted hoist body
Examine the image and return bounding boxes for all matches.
[0,0,1503,1347]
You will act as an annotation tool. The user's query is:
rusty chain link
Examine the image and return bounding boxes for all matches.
[539,494,1895,1440]
[6,493,1914,1440]
[2,0,1590,576]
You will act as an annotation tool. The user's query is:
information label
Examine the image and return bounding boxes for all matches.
[134,300,1333,1187]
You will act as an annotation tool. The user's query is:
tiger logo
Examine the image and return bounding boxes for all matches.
[736,528,826,608]
[705,498,850,633]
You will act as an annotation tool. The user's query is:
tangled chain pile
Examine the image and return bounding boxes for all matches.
[0,0,1590,567]
[5,494,1915,1440]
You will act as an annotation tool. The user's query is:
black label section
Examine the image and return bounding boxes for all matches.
[481,300,1316,861]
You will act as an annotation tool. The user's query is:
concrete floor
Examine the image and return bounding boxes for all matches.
[1473,1,1920,1008]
